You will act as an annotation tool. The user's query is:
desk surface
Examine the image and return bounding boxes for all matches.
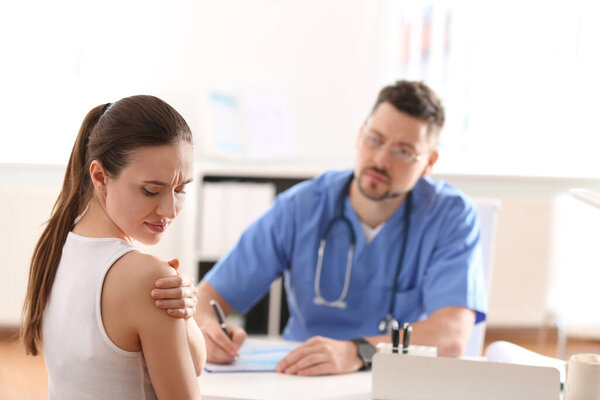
[199,370,371,400]
[196,337,564,400]
[197,337,371,400]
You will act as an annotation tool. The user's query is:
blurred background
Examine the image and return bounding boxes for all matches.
[1,0,600,397]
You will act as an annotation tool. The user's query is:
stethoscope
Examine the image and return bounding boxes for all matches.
[312,174,413,333]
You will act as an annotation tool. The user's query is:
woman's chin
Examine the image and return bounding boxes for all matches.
[135,233,164,247]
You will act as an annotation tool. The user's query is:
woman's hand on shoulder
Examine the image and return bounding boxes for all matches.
[107,252,178,321]
[120,253,201,399]
[151,258,198,319]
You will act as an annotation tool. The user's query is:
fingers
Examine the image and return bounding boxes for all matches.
[154,296,196,310]
[230,325,247,349]
[275,336,361,376]
[212,324,239,357]
[205,338,236,364]
[276,340,322,373]
[203,321,246,364]
[155,274,193,290]
[281,352,330,375]
[151,286,197,301]
[295,362,335,376]
[153,292,197,319]
[167,258,180,270]
[151,273,198,319]
[166,307,195,319]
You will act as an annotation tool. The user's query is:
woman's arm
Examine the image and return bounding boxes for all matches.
[186,317,207,376]
[107,253,202,399]
[154,259,206,375]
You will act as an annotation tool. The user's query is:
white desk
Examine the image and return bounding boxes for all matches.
[196,338,564,400]
[199,370,371,400]
[197,337,371,400]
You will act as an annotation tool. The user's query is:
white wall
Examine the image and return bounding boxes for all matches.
[3,1,599,177]
[0,0,382,169]
[440,174,600,334]
[193,0,382,165]
[0,0,207,164]
[3,1,600,335]
[0,166,62,325]
[549,193,600,338]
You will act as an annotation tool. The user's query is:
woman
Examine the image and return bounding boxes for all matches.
[21,95,205,399]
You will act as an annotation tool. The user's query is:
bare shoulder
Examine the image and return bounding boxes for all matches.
[114,251,175,282]
[101,252,178,350]
[105,251,176,310]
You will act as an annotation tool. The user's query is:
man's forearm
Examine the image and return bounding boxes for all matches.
[194,285,217,325]
[194,280,234,325]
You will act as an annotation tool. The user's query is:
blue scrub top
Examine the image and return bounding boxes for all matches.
[205,169,487,341]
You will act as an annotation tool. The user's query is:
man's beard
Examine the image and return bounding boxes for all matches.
[356,167,404,201]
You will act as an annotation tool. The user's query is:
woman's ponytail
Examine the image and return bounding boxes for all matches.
[21,104,105,355]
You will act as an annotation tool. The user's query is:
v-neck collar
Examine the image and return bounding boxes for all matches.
[342,194,410,252]
[361,221,386,244]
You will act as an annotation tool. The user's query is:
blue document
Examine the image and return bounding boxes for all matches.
[204,343,298,373]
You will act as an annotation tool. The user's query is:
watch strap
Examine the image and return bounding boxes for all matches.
[350,337,376,369]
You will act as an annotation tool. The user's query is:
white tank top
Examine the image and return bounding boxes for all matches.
[42,232,157,400]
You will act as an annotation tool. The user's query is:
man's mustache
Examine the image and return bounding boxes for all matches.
[363,167,390,181]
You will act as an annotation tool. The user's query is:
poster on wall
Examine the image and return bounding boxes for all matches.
[205,89,296,161]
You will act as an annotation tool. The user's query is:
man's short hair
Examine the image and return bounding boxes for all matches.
[372,80,445,139]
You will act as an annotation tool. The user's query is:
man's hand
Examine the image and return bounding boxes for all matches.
[151,259,197,319]
[193,280,248,364]
[198,318,247,364]
[275,336,363,376]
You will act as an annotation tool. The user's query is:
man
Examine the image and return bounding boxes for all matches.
[154,80,487,375]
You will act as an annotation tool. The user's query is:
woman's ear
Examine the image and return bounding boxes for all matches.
[89,160,108,192]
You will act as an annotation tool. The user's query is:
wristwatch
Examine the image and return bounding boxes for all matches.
[350,337,376,369]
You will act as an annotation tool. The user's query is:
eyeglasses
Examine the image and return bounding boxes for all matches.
[360,131,424,163]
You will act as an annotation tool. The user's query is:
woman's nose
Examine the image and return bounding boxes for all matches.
[157,193,177,219]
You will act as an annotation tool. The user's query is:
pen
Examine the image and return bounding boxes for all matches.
[210,299,232,340]
[402,322,412,354]
[391,319,400,354]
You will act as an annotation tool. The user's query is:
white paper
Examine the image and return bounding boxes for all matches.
[484,340,566,382]
[205,342,298,373]
[571,188,600,210]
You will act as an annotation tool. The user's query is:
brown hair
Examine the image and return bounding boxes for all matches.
[21,95,192,355]
[372,80,445,138]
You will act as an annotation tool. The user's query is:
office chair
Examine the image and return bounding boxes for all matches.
[464,198,502,357]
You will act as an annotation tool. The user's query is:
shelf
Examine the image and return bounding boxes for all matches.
[196,157,352,179]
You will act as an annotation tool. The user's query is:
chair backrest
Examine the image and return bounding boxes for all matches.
[464,198,502,357]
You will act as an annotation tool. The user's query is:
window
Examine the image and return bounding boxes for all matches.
[381,1,600,178]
